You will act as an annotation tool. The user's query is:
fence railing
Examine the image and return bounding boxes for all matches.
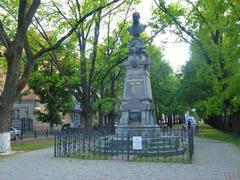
[54,127,194,163]
[19,129,56,139]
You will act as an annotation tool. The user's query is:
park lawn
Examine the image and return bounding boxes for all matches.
[172,124,183,129]
[11,138,54,152]
[197,124,240,149]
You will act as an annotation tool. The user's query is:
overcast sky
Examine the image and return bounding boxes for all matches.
[136,0,190,72]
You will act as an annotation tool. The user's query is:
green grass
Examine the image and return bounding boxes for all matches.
[62,151,190,163]
[172,124,183,129]
[11,139,54,152]
[131,154,190,164]
[131,147,191,164]
[197,124,240,149]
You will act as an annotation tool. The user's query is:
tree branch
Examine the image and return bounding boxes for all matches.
[185,0,210,28]
[25,0,40,28]
[89,10,101,88]
[34,0,120,59]
[17,38,36,95]
[100,0,127,20]
[17,0,27,31]
[0,20,10,48]
[154,0,212,65]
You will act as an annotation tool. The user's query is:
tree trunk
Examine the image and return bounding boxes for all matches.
[99,107,104,129]
[98,85,104,129]
[0,48,21,152]
[49,121,54,132]
[223,110,229,132]
[0,103,13,152]
[168,115,172,128]
[173,113,176,124]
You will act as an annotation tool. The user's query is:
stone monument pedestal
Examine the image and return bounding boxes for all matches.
[115,52,159,136]
[115,13,159,137]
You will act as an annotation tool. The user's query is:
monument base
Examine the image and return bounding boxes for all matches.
[115,125,160,137]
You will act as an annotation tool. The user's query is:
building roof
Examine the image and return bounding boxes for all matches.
[21,92,37,100]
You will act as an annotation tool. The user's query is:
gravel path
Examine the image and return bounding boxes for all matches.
[0,137,240,180]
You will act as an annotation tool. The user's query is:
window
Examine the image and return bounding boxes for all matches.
[71,113,79,120]
[11,109,20,119]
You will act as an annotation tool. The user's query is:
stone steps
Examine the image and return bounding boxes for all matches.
[95,135,184,157]
[92,147,186,156]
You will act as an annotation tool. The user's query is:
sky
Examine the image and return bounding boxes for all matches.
[136,0,190,72]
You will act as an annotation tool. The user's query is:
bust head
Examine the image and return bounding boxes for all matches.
[132,12,140,24]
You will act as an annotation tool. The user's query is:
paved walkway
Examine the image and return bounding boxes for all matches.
[0,137,240,180]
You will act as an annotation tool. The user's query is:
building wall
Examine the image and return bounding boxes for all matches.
[13,100,35,120]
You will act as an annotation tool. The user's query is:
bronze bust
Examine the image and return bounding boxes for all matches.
[128,12,147,37]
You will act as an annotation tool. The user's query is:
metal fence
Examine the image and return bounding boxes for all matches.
[19,129,56,139]
[11,118,34,131]
[54,127,194,163]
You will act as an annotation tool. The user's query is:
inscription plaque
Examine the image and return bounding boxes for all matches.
[125,79,145,97]
[129,112,141,122]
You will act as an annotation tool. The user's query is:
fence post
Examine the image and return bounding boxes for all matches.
[46,129,49,137]
[20,131,23,140]
[188,121,191,129]
[54,132,57,157]
[188,127,193,163]
[104,131,107,160]
[59,130,62,157]
[191,127,194,155]
[127,133,130,161]
[34,130,37,139]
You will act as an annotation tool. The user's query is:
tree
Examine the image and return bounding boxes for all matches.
[149,45,182,126]
[93,19,131,129]
[28,41,79,129]
[151,0,240,131]
[0,0,122,152]
[52,0,138,129]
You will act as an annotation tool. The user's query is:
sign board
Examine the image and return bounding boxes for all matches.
[74,104,81,110]
[132,136,142,150]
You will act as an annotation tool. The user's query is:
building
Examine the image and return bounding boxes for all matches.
[0,46,84,130]
[11,93,36,131]
[70,104,84,128]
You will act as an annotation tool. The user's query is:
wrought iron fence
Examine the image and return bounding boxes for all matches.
[54,127,194,163]
[20,129,56,139]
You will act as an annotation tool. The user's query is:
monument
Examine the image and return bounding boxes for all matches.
[116,12,159,136]
[95,13,183,156]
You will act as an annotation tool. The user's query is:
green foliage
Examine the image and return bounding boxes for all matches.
[96,97,120,114]
[28,36,80,126]
[92,20,130,118]
[149,45,182,118]
[152,0,240,123]
[29,71,76,125]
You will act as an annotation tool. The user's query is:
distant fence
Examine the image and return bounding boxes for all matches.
[54,127,194,163]
[11,118,33,131]
[19,129,56,139]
